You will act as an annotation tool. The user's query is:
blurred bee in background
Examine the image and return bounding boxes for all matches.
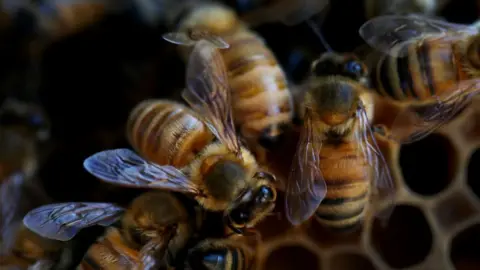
[84,40,277,235]
[0,98,49,182]
[1,0,130,42]
[359,14,480,143]
[364,0,450,19]
[23,191,193,269]
[162,1,294,162]
[181,238,254,270]
[0,97,54,268]
[284,52,395,230]
[0,222,65,268]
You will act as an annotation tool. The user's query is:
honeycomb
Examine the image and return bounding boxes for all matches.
[246,96,480,270]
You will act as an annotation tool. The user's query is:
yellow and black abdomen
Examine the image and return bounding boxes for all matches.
[222,29,293,143]
[126,100,214,168]
[372,37,469,101]
[316,142,370,231]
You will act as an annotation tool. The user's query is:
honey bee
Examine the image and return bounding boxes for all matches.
[284,52,395,230]
[182,238,254,270]
[162,1,294,161]
[359,14,480,143]
[84,40,277,235]
[23,191,192,269]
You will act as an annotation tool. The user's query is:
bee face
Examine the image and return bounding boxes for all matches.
[311,53,369,85]
[307,80,360,126]
[226,172,276,231]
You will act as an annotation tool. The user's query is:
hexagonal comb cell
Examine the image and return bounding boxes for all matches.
[467,148,480,201]
[263,244,321,270]
[399,134,457,196]
[432,191,477,232]
[450,223,480,270]
[329,252,377,270]
[370,204,432,268]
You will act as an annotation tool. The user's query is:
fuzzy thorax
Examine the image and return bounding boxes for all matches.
[187,143,258,211]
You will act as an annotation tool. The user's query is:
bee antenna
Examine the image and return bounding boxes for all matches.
[306,19,333,52]
[305,4,333,52]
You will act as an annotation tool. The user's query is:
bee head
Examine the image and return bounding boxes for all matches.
[226,172,276,233]
[307,80,361,126]
[311,53,369,85]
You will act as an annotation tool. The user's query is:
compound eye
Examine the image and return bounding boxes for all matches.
[229,208,250,225]
[256,186,275,204]
[345,60,363,75]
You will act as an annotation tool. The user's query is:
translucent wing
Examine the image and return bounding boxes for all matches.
[162,32,200,47]
[162,31,229,49]
[356,106,395,223]
[183,40,241,156]
[390,79,480,144]
[23,202,124,241]
[359,14,478,57]
[284,109,327,225]
[83,148,199,194]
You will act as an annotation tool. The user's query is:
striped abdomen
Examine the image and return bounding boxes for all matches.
[126,100,214,168]
[316,142,370,231]
[79,228,139,270]
[372,37,470,101]
[221,29,293,141]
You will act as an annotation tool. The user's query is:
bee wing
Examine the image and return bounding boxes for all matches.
[162,31,229,49]
[356,106,396,223]
[162,32,199,47]
[22,202,124,241]
[284,109,327,226]
[359,14,478,57]
[183,40,241,156]
[83,148,200,194]
[390,79,480,144]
